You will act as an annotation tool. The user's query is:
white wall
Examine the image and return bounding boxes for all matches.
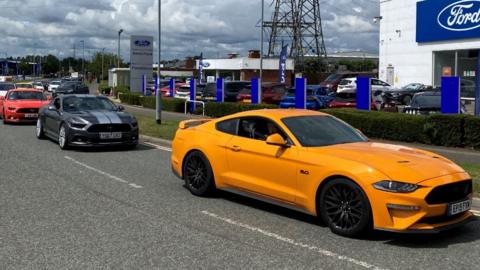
[379,0,480,88]
[197,58,294,71]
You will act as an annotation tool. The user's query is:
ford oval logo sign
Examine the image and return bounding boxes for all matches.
[135,40,151,47]
[438,0,480,31]
[201,62,210,68]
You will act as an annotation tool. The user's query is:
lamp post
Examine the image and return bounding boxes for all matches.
[101,48,105,82]
[260,0,264,82]
[118,29,124,68]
[80,40,85,79]
[156,0,162,124]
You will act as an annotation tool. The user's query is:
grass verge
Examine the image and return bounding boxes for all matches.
[133,113,179,141]
[460,163,480,196]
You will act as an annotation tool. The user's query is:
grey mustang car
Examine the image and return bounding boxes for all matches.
[36,95,139,149]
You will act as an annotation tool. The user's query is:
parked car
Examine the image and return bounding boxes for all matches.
[0,82,16,97]
[15,83,34,89]
[236,83,288,104]
[328,90,397,112]
[402,91,456,115]
[279,86,333,110]
[36,95,138,149]
[386,83,432,105]
[201,81,251,102]
[328,91,357,108]
[53,81,89,97]
[337,77,393,93]
[174,84,192,100]
[0,89,51,123]
[319,72,376,93]
[48,80,62,92]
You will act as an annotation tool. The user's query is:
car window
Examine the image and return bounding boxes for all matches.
[411,95,441,108]
[272,86,286,94]
[238,117,287,141]
[62,96,117,112]
[282,116,367,147]
[216,118,238,135]
[371,79,380,86]
[8,91,46,100]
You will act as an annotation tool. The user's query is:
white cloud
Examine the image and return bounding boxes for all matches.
[0,0,380,60]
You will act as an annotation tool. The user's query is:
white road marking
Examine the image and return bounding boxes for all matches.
[64,156,143,189]
[201,210,387,270]
[471,210,480,216]
[143,142,172,152]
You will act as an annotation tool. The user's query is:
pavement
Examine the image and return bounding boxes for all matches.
[1,121,480,270]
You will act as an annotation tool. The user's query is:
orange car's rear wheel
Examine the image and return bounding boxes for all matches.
[183,151,215,196]
[319,178,372,237]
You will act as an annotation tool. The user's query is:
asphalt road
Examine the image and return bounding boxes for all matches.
[1,122,479,270]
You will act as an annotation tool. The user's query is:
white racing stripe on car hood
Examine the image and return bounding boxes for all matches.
[90,111,111,124]
[104,111,123,124]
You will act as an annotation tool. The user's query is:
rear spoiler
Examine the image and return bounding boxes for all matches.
[178,119,212,129]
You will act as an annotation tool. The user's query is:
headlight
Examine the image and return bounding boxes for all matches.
[7,107,16,111]
[373,181,418,193]
[69,117,87,129]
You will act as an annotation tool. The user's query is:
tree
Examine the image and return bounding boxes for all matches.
[42,54,60,75]
[89,52,123,80]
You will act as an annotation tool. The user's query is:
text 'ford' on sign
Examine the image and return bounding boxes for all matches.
[438,0,480,31]
[134,40,151,47]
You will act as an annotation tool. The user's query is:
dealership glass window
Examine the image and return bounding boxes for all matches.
[433,51,455,86]
[434,50,478,98]
[457,50,478,98]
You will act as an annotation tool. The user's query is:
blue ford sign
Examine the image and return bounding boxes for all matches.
[417,0,480,42]
[134,40,151,47]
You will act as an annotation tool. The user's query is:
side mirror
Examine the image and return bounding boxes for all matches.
[48,105,57,111]
[266,133,290,148]
[117,105,125,112]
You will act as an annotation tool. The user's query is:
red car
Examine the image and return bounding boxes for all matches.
[328,90,398,112]
[0,89,51,123]
[237,83,287,104]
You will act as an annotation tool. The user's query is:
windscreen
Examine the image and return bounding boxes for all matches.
[63,96,117,112]
[8,91,46,100]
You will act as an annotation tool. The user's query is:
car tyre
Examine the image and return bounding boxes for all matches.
[319,178,372,238]
[183,151,216,197]
[58,123,70,150]
[36,118,45,139]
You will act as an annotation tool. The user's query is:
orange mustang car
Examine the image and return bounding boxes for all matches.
[0,89,51,124]
[171,109,474,237]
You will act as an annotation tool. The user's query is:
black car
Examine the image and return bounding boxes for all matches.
[201,81,250,102]
[53,81,89,97]
[386,83,432,105]
[403,91,442,115]
[36,95,139,149]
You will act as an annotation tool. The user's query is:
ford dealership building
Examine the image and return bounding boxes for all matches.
[379,0,480,98]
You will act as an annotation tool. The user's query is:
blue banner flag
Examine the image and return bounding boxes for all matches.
[279,45,288,84]
[356,77,371,111]
[441,76,460,114]
[198,53,203,84]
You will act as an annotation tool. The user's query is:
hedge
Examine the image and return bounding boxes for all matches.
[323,109,480,149]
[119,93,276,118]
[118,93,480,149]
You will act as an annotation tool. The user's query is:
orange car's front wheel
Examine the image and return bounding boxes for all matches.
[319,178,372,237]
[183,151,216,197]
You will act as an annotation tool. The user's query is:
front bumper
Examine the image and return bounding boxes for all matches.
[67,127,139,147]
[369,172,475,232]
[3,112,38,123]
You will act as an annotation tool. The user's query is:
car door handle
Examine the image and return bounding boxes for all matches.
[231,145,241,152]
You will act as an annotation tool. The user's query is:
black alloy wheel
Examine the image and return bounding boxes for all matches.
[183,151,215,196]
[319,178,371,237]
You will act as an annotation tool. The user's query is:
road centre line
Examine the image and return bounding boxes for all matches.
[142,142,172,152]
[201,210,388,270]
[64,156,143,189]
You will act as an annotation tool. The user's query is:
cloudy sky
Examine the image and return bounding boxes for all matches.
[0,0,379,61]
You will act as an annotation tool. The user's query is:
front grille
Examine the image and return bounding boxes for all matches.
[87,124,131,133]
[419,213,464,225]
[425,180,472,205]
[17,108,39,113]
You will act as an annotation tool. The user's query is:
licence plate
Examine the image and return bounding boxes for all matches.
[100,132,122,140]
[24,113,38,118]
[243,99,252,103]
[205,97,216,101]
[448,199,472,216]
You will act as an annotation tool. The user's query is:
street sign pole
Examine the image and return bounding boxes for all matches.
[156,0,162,124]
